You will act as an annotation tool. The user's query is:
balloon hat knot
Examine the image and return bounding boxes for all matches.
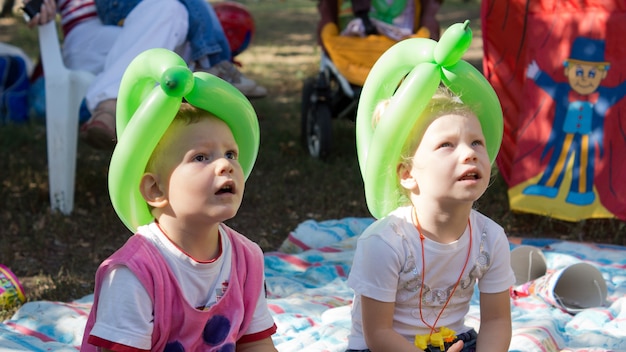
[434,20,473,68]
[161,66,194,97]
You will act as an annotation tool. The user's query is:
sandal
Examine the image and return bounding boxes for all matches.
[80,100,117,150]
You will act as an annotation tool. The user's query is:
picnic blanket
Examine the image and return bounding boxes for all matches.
[1,217,626,351]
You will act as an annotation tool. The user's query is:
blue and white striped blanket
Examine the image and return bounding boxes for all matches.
[2,218,625,351]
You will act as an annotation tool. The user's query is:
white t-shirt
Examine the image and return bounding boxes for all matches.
[90,223,274,349]
[347,207,515,350]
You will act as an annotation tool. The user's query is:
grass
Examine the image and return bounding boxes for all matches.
[1,0,624,319]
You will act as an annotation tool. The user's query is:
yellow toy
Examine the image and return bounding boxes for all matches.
[414,326,457,351]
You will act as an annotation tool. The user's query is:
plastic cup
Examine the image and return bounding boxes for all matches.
[510,245,548,285]
[511,262,607,314]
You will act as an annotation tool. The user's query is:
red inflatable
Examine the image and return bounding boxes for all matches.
[214,1,255,57]
[482,0,626,221]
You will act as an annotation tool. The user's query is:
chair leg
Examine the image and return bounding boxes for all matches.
[46,81,76,214]
[45,71,93,214]
[38,21,95,214]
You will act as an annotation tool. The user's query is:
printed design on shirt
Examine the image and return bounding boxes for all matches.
[216,280,229,302]
[164,341,185,352]
[464,232,490,291]
[394,225,491,305]
[196,280,230,311]
[161,315,234,351]
[203,315,234,350]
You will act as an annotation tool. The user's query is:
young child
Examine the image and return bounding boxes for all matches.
[347,86,515,352]
[81,103,277,351]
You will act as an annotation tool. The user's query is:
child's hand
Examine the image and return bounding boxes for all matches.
[446,340,464,352]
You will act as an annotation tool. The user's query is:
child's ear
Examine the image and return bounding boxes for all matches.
[398,162,418,191]
[140,173,167,208]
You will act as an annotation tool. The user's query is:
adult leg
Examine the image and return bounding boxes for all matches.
[81,0,188,149]
[84,0,189,111]
[62,18,121,75]
[184,0,267,98]
[183,0,231,66]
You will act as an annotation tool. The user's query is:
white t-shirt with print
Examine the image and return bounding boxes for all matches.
[347,206,515,350]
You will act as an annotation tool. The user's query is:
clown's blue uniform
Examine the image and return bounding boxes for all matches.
[523,37,626,206]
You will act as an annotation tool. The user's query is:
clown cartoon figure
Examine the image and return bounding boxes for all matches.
[522,36,626,206]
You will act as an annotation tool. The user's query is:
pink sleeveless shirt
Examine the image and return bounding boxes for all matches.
[81,224,267,351]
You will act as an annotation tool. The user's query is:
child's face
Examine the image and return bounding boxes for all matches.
[401,112,491,205]
[153,117,244,223]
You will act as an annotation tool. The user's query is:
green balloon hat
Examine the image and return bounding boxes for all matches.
[109,48,260,233]
[356,20,504,219]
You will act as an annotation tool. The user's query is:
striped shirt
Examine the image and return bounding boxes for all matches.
[57,0,98,35]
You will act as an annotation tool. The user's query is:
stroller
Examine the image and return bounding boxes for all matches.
[301,0,442,158]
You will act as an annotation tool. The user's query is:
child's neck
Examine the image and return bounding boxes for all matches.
[156,217,221,262]
[412,202,472,244]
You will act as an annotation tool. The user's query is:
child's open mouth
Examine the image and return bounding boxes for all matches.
[459,172,480,181]
[216,184,235,195]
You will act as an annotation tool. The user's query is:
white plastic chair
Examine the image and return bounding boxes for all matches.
[38,21,95,214]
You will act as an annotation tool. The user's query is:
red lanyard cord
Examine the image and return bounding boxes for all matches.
[412,207,472,336]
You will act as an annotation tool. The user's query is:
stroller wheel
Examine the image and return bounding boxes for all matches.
[305,102,332,159]
[300,77,316,149]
